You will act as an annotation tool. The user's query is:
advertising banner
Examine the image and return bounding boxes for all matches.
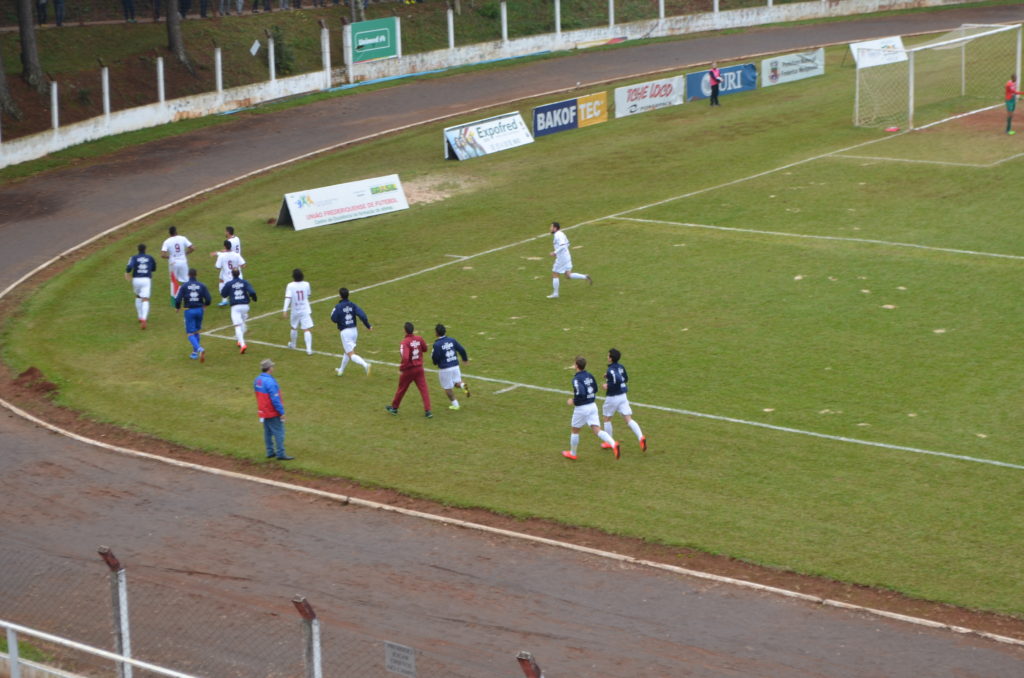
[532,92,608,137]
[613,76,684,118]
[761,48,825,87]
[351,17,400,63]
[850,36,907,69]
[685,64,757,101]
[443,112,534,160]
[277,174,409,231]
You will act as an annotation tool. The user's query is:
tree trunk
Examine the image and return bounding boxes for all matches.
[16,0,47,94]
[0,45,24,121]
[166,0,194,74]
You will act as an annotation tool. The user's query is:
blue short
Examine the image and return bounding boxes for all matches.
[184,307,204,334]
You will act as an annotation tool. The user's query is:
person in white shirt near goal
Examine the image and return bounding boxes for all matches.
[212,240,246,306]
[160,225,194,304]
[282,268,314,355]
[547,221,592,299]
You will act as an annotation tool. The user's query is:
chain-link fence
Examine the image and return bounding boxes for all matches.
[0,544,523,678]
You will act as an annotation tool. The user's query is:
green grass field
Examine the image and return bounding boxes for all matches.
[5,45,1024,617]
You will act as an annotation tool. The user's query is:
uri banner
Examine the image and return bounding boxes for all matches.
[685,64,757,101]
[277,175,409,230]
[444,112,534,160]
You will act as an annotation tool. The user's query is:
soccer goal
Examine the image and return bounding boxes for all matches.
[854,23,1022,130]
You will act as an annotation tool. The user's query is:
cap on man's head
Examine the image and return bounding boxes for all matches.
[260,359,275,371]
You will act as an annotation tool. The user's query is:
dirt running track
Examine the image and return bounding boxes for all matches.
[2,6,1024,677]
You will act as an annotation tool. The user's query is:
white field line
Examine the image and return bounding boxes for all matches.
[207,333,1024,473]
[618,216,1024,261]
[832,150,1024,169]
[2,393,1021,649]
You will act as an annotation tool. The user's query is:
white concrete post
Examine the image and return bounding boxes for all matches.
[554,0,561,40]
[157,57,165,103]
[6,627,21,678]
[500,1,508,44]
[608,0,614,29]
[320,25,331,89]
[767,0,773,7]
[268,37,277,81]
[101,66,111,118]
[214,47,223,93]
[447,7,454,49]
[99,548,132,678]
[293,597,323,678]
[713,0,719,13]
[50,81,59,131]
[343,23,353,84]
[658,0,664,19]
[395,17,402,58]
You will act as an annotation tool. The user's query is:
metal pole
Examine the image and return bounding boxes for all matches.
[293,596,323,678]
[447,7,454,49]
[7,627,21,678]
[50,81,58,131]
[853,53,860,126]
[500,1,507,44]
[908,50,915,130]
[157,57,165,103]
[99,547,133,678]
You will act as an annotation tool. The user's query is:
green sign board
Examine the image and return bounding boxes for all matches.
[351,17,400,63]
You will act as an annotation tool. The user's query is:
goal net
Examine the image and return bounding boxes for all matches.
[854,24,1022,130]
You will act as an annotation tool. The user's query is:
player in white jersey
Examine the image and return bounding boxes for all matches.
[212,240,246,306]
[547,221,592,298]
[282,268,314,355]
[225,226,241,256]
[160,225,194,303]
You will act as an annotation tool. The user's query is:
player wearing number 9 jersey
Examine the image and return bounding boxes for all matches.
[386,322,432,418]
[160,226,194,303]
[282,268,314,355]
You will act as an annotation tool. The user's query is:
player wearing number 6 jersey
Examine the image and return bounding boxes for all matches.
[386,322,432,418]
[562,355,619,461]
[220,269,257,354]
[160,226,194,304]
[601,348,646,452]
[282,269,314,355]
[330,287,372,376]
[125,243,156,330]
[431,324,470,411]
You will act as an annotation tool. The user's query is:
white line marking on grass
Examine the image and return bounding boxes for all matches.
[618,217,1024,261]
[832,154,990,168]
[493,384,520,394]
[444,254,468,259]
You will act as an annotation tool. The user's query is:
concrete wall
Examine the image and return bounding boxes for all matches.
[0,0,978,170]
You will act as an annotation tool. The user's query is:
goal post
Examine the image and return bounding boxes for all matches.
[854,23,1022,130]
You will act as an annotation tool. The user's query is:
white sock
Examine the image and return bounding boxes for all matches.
[597,430,615,446]
[135,298,143,318]
[141,301,149,320]
[569,272,587,280]
[603,421,614,437]
[570,433,580,454]
[290,329,298,346]
[451,399,460,408]
[235,325,245,345]
[552,278,560,295]
[304,330,312,353]
[339,354,350,373]
[351,354,368,370]
[628,420,643,440]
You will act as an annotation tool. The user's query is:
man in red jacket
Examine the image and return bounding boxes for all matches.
[386,322,432,418]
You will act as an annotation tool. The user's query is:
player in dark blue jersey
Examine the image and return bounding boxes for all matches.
[174,268,212,361]
[431,324,470,410]
[562,355,619,461]
[330,287,373,376]
[124,243,157,329]
[220,269,258,354]
[601,348,646,452]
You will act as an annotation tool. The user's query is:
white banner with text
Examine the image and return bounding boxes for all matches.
[277,174,409,231]
[613,76,684,118]
[443,112,534,160]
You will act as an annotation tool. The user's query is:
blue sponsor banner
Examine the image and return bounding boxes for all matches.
[532,99,579,137]
[685,64,757,102]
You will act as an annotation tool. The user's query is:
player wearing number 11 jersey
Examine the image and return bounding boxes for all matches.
[386,322,432,418]
[282,269,314,355]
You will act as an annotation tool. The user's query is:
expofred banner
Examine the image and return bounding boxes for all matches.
[277,174,409,231]
[761,48,825,87]
[685,64,757,101]
[443,112,534,160]
[351,17,400,63]
[613,76,684,118]
[532,92,608,137]
[850,36,907,69]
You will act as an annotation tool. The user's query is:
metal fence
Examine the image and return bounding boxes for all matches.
[0,544,541,678]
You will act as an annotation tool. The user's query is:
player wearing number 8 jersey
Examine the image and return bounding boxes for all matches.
[125,243,156,330]
[282,269,314,355]
[386,322,432,418]
[160,226,194,304]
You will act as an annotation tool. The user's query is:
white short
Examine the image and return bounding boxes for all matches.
[230,304,250,327]
[132,277,152,299]
[571,402,600,429]
[552,254,573,275]
[339,327,359,353]
[602,394,633,418]
[290,311,314,330]
[169,260,189,283]
[438,366,462,390]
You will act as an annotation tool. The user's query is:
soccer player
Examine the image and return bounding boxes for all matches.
[254,359,293,460]
[174,268,212,361]
[1005,74,1024,135]
[220,269,258,354]
[124,243,156,330]
[330,287,372,376]
[212,239,246,307]
[600,348,647,452]
[282,268,314,355]
[225,225,242,256]
[431,324,470,410]
[385,322,432,418]
[160,226,194,304]
[547,221,592,299]
[562,355,619,461]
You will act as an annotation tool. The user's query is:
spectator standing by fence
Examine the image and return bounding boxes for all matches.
[121,0,136,22]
